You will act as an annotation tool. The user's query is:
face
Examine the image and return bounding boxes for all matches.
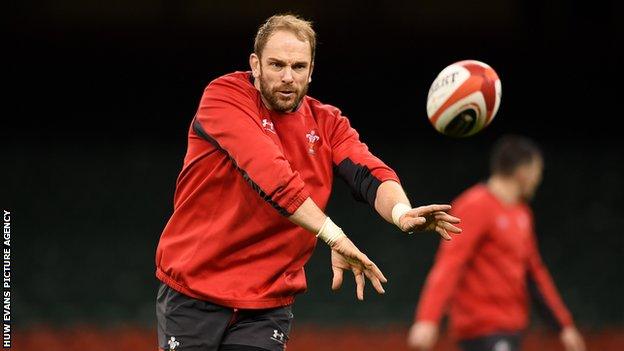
[249,30,313,112]
[515,155,544,201]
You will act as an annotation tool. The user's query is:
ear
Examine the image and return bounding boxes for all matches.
[249,53,261,78]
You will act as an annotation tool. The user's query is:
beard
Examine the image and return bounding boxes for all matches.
[257,71,309,113]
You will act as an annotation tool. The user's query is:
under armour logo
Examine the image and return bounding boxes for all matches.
[305,130,320,155]
[493,340,511,351]
[262,119,276,134]
[270,329,285,344]
[168,336,180,350]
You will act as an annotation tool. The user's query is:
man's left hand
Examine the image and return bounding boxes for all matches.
[398,204,461,240]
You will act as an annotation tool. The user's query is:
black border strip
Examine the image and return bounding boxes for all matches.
[334,158,382,208]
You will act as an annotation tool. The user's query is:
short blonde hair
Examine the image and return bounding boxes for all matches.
[254,14,316,61]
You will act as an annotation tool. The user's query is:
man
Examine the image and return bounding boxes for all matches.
[407,136,586,351]
[155,14,461,351]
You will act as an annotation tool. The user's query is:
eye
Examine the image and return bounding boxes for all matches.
[269,62,283,69]
[293,64,307,71]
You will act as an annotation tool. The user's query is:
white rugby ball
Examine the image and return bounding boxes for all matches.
[426,60,501,137]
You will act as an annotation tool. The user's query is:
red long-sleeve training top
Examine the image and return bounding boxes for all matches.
[415,184,574,340]
[156,71,399,309]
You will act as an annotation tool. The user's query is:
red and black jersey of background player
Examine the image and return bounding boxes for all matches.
[415,184,574,340]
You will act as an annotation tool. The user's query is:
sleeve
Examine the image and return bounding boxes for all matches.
[526,223,574,330]
[192,76,310,216]
[415,198,489,324]
[329,111,400,207]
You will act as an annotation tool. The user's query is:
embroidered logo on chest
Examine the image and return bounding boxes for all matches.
[262,118,276,134]
[305,130,320,155]
[496,216,509,230]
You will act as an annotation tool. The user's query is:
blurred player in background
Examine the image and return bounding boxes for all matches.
[407,135,586,351]
[155,14,461,351]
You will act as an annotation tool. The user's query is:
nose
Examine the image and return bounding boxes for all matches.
[281,67,294,84]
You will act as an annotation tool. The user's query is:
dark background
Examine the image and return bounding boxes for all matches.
[3,0,623,331]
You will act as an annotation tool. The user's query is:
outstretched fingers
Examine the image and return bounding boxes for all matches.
[331,266,344,290]
[354,251,387,283]
[364,269,386,295]
[430,211,462,237]
[356,255,388,298]
[415,204,452,216]
[332,240,388,300]
[436,226,452,241]
[353,268,365,300]
[433,211,461,224]
[438,220,462,234]
[349,253,388,300]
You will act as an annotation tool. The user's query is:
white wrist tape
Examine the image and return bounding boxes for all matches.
[316,217,347,246]
[392,203,412,227]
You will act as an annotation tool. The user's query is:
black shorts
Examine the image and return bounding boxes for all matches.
[458,332,522,351]
[156,283,294,351]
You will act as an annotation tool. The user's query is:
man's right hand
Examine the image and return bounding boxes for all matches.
[407,321,439,351]
[330,236,387,300]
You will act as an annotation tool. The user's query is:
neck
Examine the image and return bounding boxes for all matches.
[486,175,522,205]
